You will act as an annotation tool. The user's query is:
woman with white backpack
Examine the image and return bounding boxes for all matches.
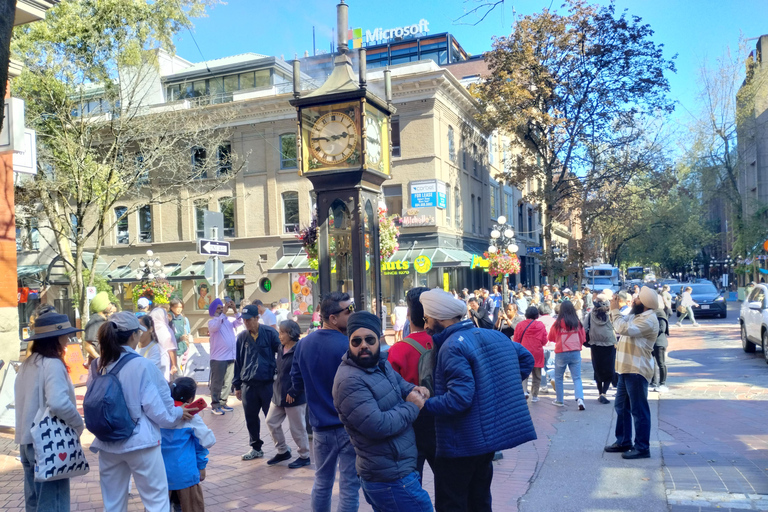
[86,312,196,512]
[16,311,85,512]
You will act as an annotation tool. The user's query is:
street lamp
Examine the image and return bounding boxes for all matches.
[136,249,165,282]
[488,215,518,302]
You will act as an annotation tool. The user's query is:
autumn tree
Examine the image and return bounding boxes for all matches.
[473,0,676,280]
[11,0,242,324]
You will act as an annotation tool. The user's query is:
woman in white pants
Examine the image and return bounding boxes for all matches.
[87,312,195,512]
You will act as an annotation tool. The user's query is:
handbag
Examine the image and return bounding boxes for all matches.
[30,360,90,482]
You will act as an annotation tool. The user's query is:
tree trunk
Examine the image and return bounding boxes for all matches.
[0,0,16,133]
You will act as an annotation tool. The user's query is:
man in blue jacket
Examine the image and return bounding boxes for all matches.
[291,292,359,512]
[420,289,537,512]
[333,311,433,511]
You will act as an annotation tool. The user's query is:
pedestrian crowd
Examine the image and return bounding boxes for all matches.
[17,278,673,511]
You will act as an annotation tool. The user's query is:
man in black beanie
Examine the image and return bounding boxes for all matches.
[332,311,433,511]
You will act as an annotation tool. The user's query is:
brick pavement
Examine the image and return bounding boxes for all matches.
[0,379,561,511]
[661,312,768,509]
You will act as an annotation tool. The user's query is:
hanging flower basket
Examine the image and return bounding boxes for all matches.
[484,251,521,277]
[132,279,175,307]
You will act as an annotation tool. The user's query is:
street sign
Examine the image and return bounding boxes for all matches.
[203,211,225,241]
[86,286,97,300]
[527,246,542,254]
[204,258,224,287]
[198,239,230,257]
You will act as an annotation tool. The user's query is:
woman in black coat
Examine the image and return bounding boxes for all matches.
[651,309,670,392]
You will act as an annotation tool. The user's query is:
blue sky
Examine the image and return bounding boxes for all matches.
[173,0,767,120]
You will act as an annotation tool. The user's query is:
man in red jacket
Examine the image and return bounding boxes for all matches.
[387,286,435,483]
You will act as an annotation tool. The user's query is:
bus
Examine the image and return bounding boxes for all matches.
[583,265,621,293]
[626,266,644,282]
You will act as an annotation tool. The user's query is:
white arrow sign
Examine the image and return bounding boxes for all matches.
[197,239,230,257]
[203,241,227,254]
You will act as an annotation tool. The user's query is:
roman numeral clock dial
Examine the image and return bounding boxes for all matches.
[309,112,358,165]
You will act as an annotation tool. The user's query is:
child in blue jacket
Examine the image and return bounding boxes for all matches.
[161,377,216,511]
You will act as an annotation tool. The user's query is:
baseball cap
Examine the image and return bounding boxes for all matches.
[137,297,151,308]
[241,304,260,319]
[109,311,147,332]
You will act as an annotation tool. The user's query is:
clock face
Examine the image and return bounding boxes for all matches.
[366,117,382,165]
[309,112,358,165]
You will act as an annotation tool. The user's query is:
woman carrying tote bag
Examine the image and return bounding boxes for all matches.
[16,311,86,512]
[548,301,587,410]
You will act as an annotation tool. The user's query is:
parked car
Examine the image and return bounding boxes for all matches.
[740,284,768,360]
[673,283,728,319]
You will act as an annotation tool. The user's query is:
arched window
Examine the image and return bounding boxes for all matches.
[219,197,235,237]
[448,126,455,162]
[115,207,129,244]
[282,191,299,233]
[280,134,297,169]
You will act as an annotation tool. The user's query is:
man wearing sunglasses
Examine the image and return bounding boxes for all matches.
[291,292,360,512]
[333,311,433,511]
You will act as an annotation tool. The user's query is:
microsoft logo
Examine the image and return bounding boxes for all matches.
[348,28,363,49]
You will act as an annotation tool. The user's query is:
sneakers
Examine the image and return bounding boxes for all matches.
[524,392,530,400]
[577,398,585,411]
[674,323,681,327]
[598,395,610,404]
[693,323,700,327]
[622,448,651,459]
[266,450,292,465]
[552,400,564,407]
[550,380,557,393]
[211,407,225,416]
[604,443,633,453]
[241,449,264,461]
[657,385,669,393]
[288,457,311,469]
[648,385,657,392]
[220,405,234,412]
[531,396,539,402]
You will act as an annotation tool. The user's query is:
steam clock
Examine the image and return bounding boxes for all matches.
[290,1,395,316]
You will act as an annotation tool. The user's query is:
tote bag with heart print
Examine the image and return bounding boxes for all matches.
[559,329,583,352]
[30,364,90,482]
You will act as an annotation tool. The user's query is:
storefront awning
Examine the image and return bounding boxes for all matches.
[385,247,473,267]
[17,265,48,279]
[268,253,314,274]
[171,261,245,280]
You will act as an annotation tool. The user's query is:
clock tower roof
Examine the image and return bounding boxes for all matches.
[302,53,360,99]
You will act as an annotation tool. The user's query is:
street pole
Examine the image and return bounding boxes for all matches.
[212,227,220,299]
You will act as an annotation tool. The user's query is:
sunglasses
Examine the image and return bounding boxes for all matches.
[350,335,378,348]
[330,303,355,316]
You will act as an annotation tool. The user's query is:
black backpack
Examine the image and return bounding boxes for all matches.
[401,337,436,396]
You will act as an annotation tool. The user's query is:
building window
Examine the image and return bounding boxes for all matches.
[472,144,478,176]
[391,116,401,157]
[280,134,297,169]
[462,139,467,170]
[477,197,482,233]
[448,126,455,162]
[69,214,78,243]
[528,207,534,237]
[455,187,461,230]
[471,194,476,233]
[115,206,129,245]
[490,180,500,220]
[383,185,402,217]
[445,186,451,226]
[518,204,524,233]
[194,200,207,239]
[282,191,299,233]
[135,154,148,186]
[505,192,514,227]
[218,198,235,238]
[217,144,232,176]
[191,146,207,179]
[138,205,152,243]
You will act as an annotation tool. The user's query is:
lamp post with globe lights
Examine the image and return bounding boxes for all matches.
[488,215,519,303]
[136,249,165,283]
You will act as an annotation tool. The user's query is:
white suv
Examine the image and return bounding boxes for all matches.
[740,284,768,361]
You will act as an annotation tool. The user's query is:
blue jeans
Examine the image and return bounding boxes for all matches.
[360,471,433,512]
[312,427,360,512]
[614,373,651,452]
[555,350,584,403]
[20,443,70,512]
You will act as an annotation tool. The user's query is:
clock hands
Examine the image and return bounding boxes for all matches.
[311,136,330,142]
[329,132,349,141]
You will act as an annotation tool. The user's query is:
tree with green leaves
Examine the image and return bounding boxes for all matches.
[473,0,676,280]
[11,0,241,324]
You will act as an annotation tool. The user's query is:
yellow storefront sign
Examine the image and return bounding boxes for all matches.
[470,254,490,270]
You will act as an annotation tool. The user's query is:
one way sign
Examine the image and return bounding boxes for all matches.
[198,239,230,257]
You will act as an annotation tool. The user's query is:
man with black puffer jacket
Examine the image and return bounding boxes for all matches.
[334,311,433,512]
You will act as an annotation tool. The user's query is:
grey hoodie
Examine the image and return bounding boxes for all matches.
[585,310,617,347]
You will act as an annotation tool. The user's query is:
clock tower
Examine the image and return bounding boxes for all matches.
[290,0,395,316]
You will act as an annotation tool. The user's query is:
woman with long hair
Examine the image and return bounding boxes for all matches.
[584,296,617,404]
[149,306,178,380]
[513,306,549,402]
[137,315,170,378]
[16,312,85,512]
[548,301,587,410]
[88,312,195,512]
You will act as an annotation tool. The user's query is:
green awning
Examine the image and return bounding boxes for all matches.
[268,253,314,274]
[17,265,48,279]
[385,247,472,267]
[172,261,245,280]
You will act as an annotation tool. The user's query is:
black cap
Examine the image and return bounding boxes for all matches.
[241,304,260,319]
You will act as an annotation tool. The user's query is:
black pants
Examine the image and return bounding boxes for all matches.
[652,346,667,386]
[433,452,494,512]
[241,381,273,450]
[413,414,436,484]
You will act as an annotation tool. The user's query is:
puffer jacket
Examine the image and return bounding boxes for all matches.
[233,325,281,388]
[655,309,669,348]
[513,319,548,368]
[424,319,537,458]
[585,311,617,347]
[333,351,419,483]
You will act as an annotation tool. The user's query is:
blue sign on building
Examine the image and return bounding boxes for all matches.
[527,246,542,254]
[410,179,447,209]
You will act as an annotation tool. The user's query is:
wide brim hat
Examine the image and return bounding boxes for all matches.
[25,312,82,341]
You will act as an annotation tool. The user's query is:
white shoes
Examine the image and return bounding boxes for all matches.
[577,398,585,411]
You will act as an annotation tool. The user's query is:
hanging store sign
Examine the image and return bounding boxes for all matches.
[410,180,446,209]
[382,260,410,275]
[470,254,490,270]
[401,207,436,228]
[414,255,432,274]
